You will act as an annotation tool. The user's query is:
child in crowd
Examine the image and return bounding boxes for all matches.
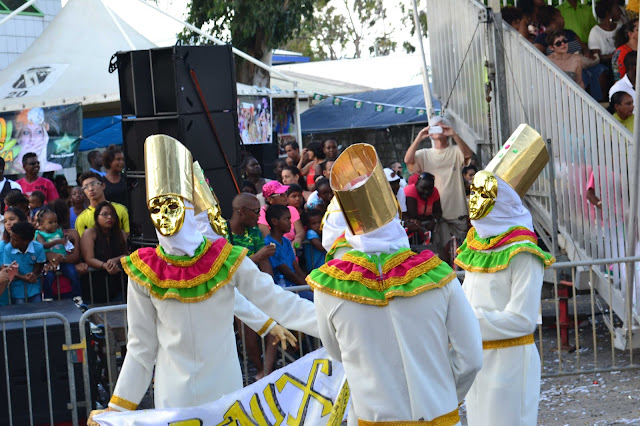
[0,208,27,305]
[4,190,30,218]
[305,177,334,215]
[3,221,45,304]
[69,186,87,229]
[286,184,305,215]
[264,204,313,301]
[304,209,327,273]
[35,209,82,303]
[29,190,45,219]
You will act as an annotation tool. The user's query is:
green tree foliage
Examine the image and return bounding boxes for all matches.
[179,0,315,85]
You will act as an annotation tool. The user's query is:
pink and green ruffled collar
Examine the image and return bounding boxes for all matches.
[455,226,555,273]
[307,248,456,306]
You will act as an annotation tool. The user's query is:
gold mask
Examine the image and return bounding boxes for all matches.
[469,171,498,220]
[149,195,186,236]
[207,206,229,239]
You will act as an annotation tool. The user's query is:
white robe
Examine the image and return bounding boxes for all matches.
[315,277,483,424]
[233,289,275,337]
[463,252,543,426]
[109,257,319,410]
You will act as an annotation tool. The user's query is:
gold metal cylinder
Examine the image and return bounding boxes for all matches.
[330,143,398,235]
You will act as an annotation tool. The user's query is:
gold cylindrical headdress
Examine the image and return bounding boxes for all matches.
[144,134,194,205]
[192,161,228,238]
[330,143,397,235]
[484,124,548,198]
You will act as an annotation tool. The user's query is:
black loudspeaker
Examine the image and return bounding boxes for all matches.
[117,45,237,117]
[117,44,242,245]
[0,300,84,425]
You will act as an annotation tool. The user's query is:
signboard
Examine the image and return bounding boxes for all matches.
[0,64,69,100]
[238,96,272,145]
[0,104,82,174]
[95,348,349,426]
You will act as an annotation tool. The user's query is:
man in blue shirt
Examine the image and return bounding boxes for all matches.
[88,150,107,177]
[4,221,45,304]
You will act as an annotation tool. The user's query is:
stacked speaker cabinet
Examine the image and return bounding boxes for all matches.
[116,45,242,245]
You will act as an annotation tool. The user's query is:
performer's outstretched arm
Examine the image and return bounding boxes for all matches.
[446,279,483,403]
[233,288,276,337]
[233,258,319,338]
[109,280,158,411]
[473,253,543,341]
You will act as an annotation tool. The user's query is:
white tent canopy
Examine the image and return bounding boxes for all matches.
[0,0,155,114]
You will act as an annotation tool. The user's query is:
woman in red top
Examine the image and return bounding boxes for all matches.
[298,141,325,192]
[612,19,638,81]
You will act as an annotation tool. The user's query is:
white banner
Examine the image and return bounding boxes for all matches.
[0,64,69,100]
[95,348,348,426]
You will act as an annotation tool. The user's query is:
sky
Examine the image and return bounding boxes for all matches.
[63,0,422,58]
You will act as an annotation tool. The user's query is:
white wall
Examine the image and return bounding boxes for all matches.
[0,0,62,70]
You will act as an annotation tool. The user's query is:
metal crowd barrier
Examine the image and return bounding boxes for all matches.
[0,311,79,426]
[540,257,640,377]
[48,268,128,306]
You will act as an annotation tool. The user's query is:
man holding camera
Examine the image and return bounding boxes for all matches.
[404,117,472,257]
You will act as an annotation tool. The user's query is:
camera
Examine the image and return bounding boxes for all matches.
[430,125,443,134]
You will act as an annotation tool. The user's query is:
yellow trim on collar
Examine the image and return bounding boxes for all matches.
[154,239,212,267]
[454,246,555,273]
[128,242,233,288]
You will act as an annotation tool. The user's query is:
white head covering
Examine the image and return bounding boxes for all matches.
[471,177,534,239]
[156,201,205,257]
[345,216,409,254]
[194,210,225,242]
[321,198,348,252]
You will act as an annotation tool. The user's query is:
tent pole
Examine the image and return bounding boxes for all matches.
[294,91,304,148]
[100,0,135,50]
[0,0,37,27]
[130,0,297,84]
[411,0,434,119]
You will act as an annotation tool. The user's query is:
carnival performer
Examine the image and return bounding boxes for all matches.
[455,124,555,426]
[102,135,318,412]
[190,161,298,350]
[308,143,483,425]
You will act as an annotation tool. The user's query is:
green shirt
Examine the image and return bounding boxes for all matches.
[557,2,597,44]
[225,221,264,256]
[614,112,634,133]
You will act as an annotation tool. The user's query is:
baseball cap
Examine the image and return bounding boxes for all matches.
[383,168,401,182]
[262,181,289,198]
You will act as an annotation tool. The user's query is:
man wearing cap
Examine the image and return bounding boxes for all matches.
[404,117,473,257]
[308,143,483,425]
[455,125,555,426]
[104,135,318,412]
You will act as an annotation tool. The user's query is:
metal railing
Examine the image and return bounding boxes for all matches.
[426,0,639,334]
[0,311,79,426]
[541,257,640,377]
[74,286,320,418]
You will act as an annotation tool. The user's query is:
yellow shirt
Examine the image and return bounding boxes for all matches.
[614,112,634,133]
[75,202,130,237]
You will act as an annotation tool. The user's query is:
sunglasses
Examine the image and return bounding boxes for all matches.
[245,207,261,214]
[553,39,569,47]
[27,161,40,166]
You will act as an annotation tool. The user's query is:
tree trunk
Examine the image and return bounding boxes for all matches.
[234,27,271,87]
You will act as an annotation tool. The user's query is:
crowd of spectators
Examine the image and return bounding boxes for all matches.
[502,0,636,104]
[0,146,130,307]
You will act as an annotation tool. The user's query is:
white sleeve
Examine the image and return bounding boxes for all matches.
[313,291,343,362]
[233,258,319,337]
[397,187,407,212]
[445,279,483,403]
[109,279,157,411]
[587,27,599,51]
[473,253,544,341]
[233,288,276,337]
